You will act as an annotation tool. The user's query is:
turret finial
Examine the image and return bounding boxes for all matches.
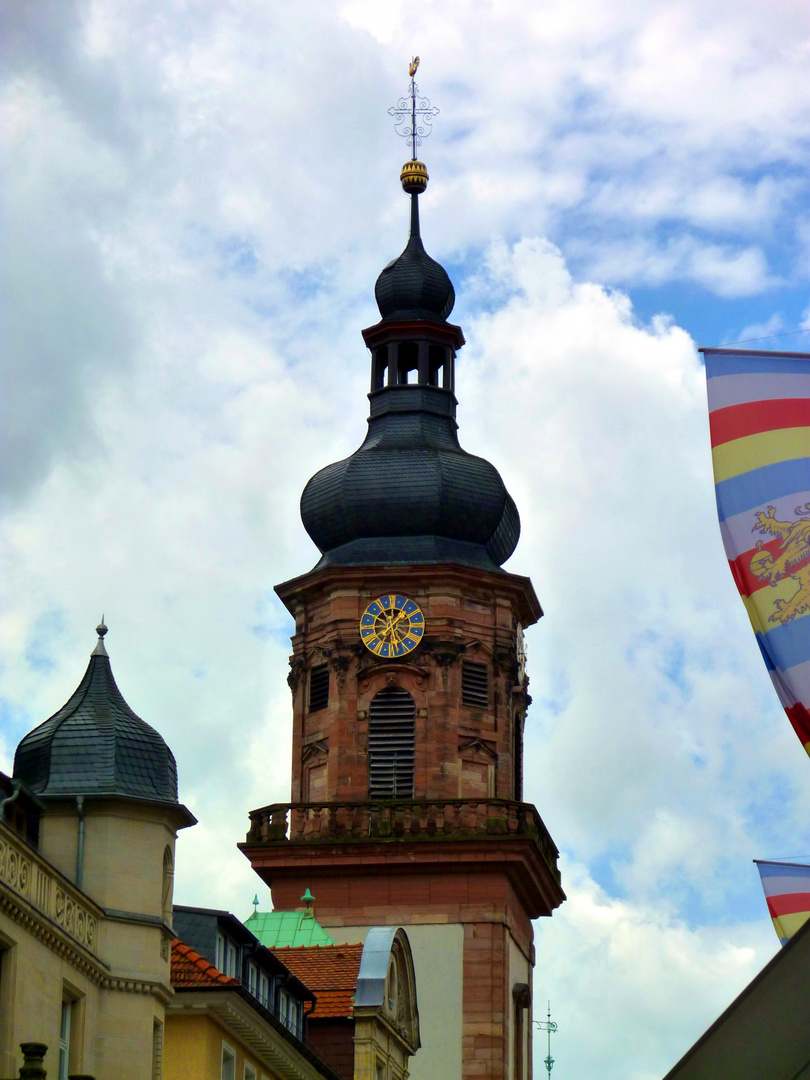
[92,616,109,657]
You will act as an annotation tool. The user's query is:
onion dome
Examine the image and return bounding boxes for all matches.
[301,388,519,571]
[374,162,454,323]
[300,158,520,573]
[14,621,180,803]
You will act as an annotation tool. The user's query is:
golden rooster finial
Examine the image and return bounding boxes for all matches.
[409,56,420,78]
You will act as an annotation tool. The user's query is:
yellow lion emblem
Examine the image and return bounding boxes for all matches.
[750,504,810,625]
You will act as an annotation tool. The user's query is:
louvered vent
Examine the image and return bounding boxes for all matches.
[309,665,329,712]
[368,687,415,798]
[462,662,489,708]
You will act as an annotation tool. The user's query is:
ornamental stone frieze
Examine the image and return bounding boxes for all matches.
[0,824,99,956]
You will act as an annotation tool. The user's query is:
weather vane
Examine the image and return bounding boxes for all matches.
[388,56,440,159]
[535,1002,558,1079]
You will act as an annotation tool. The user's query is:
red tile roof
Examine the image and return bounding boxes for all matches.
[171,939,238,987]
[272,943,364,1019]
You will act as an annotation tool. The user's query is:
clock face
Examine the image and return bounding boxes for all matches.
[359,594,425,657]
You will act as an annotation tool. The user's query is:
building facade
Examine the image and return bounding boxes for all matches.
[241,154,564,1080]
[1,624,195,1080]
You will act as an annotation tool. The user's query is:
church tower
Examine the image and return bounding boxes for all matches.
[242,67,564,1080]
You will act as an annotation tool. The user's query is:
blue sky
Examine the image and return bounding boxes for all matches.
[3,2,810,1077]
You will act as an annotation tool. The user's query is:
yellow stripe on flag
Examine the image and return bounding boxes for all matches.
[742,580,807,632]
[712,427,810,483]
[774,909,810,942]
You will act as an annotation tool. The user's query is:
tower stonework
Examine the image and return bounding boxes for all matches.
[242,137,564,1080]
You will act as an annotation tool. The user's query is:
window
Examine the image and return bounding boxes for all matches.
[372,347,388,391]
[258,972,270,1009]
[396,342,418,384]
[368,688,415,798]
[308,665,329,712]
[428,345,445,387]
[58,986,83,1080]
[162,846,174,926]
[152,1017,163,1080]
[462,662,489,708]
[244,1064,257,1080]
[216,933,225,973]
[0,939,15,1064]
[226,941,238,979]
[221,1043,236,1080]
[248,962,258,996]
[58,998,72,1080]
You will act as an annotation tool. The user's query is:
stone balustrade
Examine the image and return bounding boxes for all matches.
[0,822,100,957]
[245,798,561,884]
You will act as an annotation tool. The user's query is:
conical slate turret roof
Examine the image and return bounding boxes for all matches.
[14,622,179,803]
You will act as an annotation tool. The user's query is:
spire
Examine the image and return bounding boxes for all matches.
[298,67,521,573]
[376,61,454,323]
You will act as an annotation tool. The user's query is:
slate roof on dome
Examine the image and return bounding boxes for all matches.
[13,621,180,803]
[300,386,521,572]
[375,234,455,323]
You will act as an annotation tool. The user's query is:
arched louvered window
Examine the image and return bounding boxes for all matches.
[368,687,415,798]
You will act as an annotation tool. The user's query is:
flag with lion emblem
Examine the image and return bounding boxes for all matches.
[703,347,810,755]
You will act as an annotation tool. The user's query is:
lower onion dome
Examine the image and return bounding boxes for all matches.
[301,386,519,571]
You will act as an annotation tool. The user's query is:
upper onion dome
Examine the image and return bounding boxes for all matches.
[374,159,454,323]
[375,235,455,323]
[14,622,180,803]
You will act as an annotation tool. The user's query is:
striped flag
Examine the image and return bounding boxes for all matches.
[703,348,810,755]
[755,859,810,944]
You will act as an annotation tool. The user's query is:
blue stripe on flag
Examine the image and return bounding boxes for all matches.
[757,616,810,674]
[715,459,810,522]
[756,862,810,884]
[757,637,775,672]
[705,352,810,378]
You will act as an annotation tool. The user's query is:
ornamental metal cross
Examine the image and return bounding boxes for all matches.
[388,56,440,159]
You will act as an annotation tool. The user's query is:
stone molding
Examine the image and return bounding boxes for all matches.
[0,822,171,1003]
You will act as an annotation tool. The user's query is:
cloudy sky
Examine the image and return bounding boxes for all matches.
[3,2,810,1077]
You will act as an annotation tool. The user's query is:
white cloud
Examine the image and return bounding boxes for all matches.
[3,4,810,1076]
[533,859,776,1080]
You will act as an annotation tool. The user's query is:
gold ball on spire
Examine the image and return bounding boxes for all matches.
[401,160,429,193]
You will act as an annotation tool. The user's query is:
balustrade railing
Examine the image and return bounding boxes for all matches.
[244,798,560,883]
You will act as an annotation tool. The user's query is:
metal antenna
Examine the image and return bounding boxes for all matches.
[535,1001,558,1078]
[388,56,439,159]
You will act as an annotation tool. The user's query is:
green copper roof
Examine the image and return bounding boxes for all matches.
[245,909,336,949]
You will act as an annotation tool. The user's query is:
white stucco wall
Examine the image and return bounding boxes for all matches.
[321,921,464,1080]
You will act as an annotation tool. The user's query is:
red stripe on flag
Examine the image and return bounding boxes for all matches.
[727,539,810,598]
[766,892,810,918]
[786,703,810,746]
[710,399,810,448]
